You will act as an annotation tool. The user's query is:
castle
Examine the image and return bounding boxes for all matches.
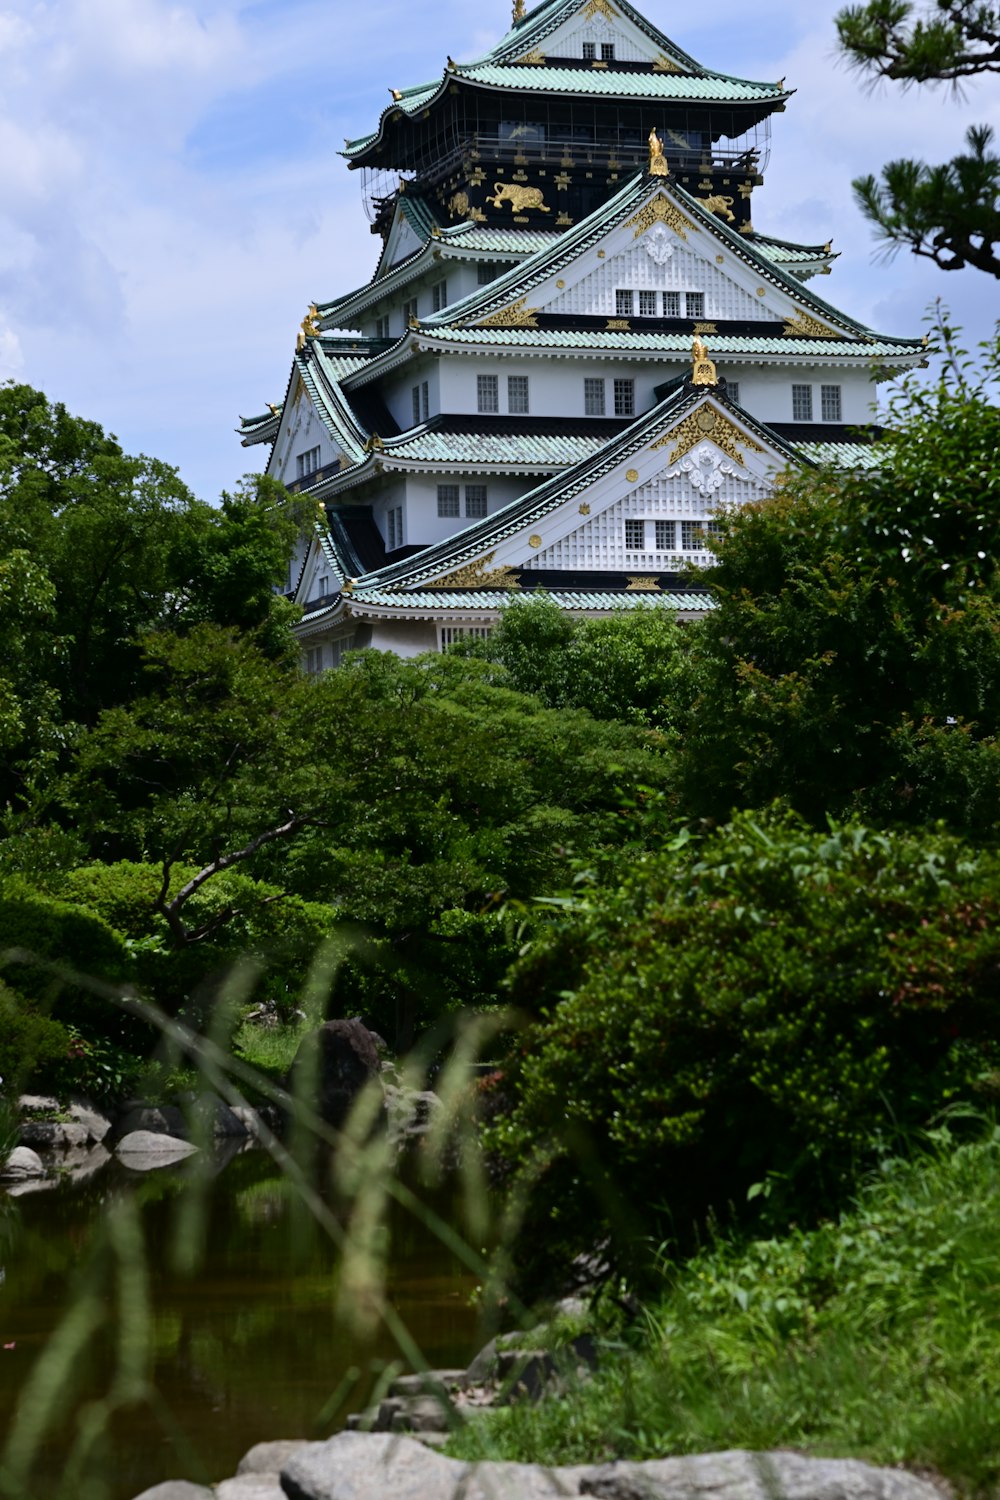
[238,0,923,666]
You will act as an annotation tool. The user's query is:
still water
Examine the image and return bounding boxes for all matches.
[0,1147,482,1499]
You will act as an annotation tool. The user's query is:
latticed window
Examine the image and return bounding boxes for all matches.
[437,485,460,517]
[465,485,488,518]
[386,506,404,550]
[792,384,813,421]
[296,447,321,480]
[681,521,708,550]
[375,315,390,339]
[655,520,675,550]
[615,289,634,317]
[625,519,645,550]
[477,374,499,413]
[411,387,421,426]
[639,290,657,318]
[508,375,530,414]
[821,384,843,421]
[582,41,596,58]
[584,378,605,416]
[685,292,705,318]
[478,262,496,285]
[663,291,681,317]
[601,42,615,59]
[432,280,448,312]
[614,378,635,417]
[402,297,418,324]
[727,380,740,405]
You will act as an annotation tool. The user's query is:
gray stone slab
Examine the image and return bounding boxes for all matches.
[19,1119,90,1151]
[580,1451,945,1500]
[281,1433,589,1500]
[67,1101,113,1141]
[215,1477,286,1500]
[115,1131,198,1168]
[114,1105,188,1140]
[128,1483,213,1500]
[237,1440,309,1475]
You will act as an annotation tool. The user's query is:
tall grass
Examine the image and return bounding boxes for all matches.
[447,1124,1000,1496]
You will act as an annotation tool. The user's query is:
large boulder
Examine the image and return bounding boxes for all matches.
[115,1132,198,1169]
[1,1146,45,1181]
[579,1451,946,1499]
[237,1440,309,1474]
[128,1484,213,1500]
[286,1020,381,1130]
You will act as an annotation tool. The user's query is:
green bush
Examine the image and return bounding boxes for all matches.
[495,812,1000,1286]
[0,981,71,1094]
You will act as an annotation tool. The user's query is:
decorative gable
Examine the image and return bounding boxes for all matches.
[517,0,676,67]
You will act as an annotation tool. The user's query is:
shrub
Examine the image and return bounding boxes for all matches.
[494,812,1000,1286]
[0,981,71,1094]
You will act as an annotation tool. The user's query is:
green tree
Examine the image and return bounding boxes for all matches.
[676,329,1000,831]
[836,1,1000,274]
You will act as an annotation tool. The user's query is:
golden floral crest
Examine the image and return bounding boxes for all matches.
[625,194,695,243]
[651,405,765,467]
[580,0,619,16]
[477,297,540,328]
[431,552,521,590]
[783,308,839,338]
[626,577,661,591]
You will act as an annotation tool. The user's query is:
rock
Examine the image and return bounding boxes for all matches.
[497,1335,599,1402]
[66,1101,113,1142]
[128,1483,214,1500]
[286,1020,382,1129]
[384,1087,443,1143]
[580,1451,946,1499]
[389,1369,466,1398]
[464,1334,501,1385]
[215,1478,286,1500]
[113,1105,187,1141]
[237,1439,309,1474]
[1,1146,45,1181]
[177,1091,249,1138]
[281,1432,588,1500]
[115,1132,198,1168]
[390,1393,459,1433]
[231,1105,268,1140]
[17,1093,60,1114]
[18,1119,90,1151]
[65,1143,112,1184]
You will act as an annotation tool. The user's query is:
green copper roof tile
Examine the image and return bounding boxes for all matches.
[797,441,886,469]
[384,429,607,466]
[455,63,782,101]
[352,586,713,611]
[418,327,920,359]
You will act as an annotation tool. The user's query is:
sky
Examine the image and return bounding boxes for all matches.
[0,0,997,504]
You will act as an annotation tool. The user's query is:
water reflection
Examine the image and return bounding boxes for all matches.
[0,1150,481,1500]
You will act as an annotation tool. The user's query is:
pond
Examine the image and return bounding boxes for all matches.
[0,1147,483,1499]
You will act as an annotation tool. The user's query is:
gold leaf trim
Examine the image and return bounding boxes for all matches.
[431,551,521,590]
[653,53,682,72]
[625,193,695,243]
[477,297,540,328]
[627,577,661,591]
[783,308,840,338]
[650,406,765,467]
[580,0,619,16]
[516,49,547,64]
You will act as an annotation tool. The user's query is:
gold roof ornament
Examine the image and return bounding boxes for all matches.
[513,0,526,18]
[365,433,385,453]
[296,304,322,351]
[648,127,669,177]
[389,88,403,100]
[692,333,718,387]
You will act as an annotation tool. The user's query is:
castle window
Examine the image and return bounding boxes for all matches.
[478,262,497,285]
[403,296,418,324]
[582,41,596,59]
[792,384,813,421]
[386,506,404,550]
[432,280,448,312]
[655,520,675,550]
[508,375,530,414]
[437,485,460,517]
[681,520,707,550]
[685,292,705,318]
[465,485,488,518]
[728,380,741,404]
[663,291,681,317]
[625,519,645,550]
[615,289,634,317]
[614,378,635,417]
[412,386,421,426]
[421,381,430,422]
[477,374,499,413]
[639,290,658,318]
[601,42,615,60]
[821,384,843,421]
[296,447,321,479]
[305,646,325,676]
[376,314,392,339]
[584,377,606,416]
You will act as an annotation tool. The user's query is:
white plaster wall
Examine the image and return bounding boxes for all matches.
[726,365,877,425]
[438,354,686,418]
[360,261,484,339]
[373,477,409,551]
[368,619,439,656]
[271,396,339,484]
[548,240,767,322]
[397,472,526,546]
[382,356,442,430]
[540,9,659,62]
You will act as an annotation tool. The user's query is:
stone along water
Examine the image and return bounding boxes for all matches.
[0,1150,481,1499]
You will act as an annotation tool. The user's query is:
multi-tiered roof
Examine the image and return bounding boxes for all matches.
[239,0,924,662]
